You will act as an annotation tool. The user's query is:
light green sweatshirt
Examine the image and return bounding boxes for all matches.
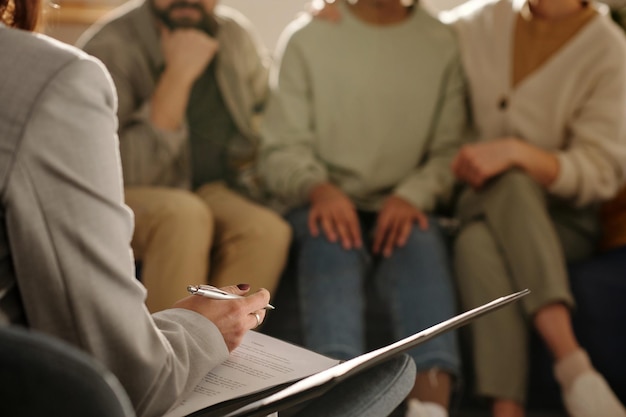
[260,2,468,212]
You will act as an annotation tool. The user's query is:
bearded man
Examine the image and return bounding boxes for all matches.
[78,0,291,312]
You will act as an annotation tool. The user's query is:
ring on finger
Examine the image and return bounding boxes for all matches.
[251,312,262,329]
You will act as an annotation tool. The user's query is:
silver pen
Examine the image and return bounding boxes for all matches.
[187,285,275,310]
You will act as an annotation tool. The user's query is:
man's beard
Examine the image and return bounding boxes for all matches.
[151,0,218,36]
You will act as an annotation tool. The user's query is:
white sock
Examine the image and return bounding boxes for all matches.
[561,372,626,417]
[554,350,626,417]
[554,349,593,391]
[405,399,448,417]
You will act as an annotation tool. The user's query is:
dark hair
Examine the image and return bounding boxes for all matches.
[1,0,41,31]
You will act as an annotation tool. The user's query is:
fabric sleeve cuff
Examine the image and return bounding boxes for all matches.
[153,308,229,360]
[547,152,576,199]
[297,175,328,205]
[393,185,436,213]
[132,101,189,156]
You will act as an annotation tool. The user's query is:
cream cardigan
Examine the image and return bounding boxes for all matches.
[443,0,626,206]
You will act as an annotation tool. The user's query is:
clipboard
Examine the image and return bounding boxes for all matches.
[220,289,530,417]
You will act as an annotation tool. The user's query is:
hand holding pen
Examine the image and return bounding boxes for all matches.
[187,285,275,310]
[173,283,271,351]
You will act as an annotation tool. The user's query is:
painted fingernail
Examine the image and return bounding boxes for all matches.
[237,283,250,290]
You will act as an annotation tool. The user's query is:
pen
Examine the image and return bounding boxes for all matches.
[187,285,275,310]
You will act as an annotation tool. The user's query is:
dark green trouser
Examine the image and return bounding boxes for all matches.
[453,170,599,404]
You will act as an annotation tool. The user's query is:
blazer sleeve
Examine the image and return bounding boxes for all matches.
[6,56,228,417]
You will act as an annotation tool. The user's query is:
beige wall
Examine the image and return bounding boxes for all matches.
[46,0,468,48]
[205,0,468,50]
[220,0,467,50]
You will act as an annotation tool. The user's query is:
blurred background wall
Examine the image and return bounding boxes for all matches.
[44,0,468,47]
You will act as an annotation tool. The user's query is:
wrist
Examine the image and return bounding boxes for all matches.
[308,182,329,200]
[161,66,197,88]
[150,70,194,130]
[506,137,526,169]
[308,182,335,203]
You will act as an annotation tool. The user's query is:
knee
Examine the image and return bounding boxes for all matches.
[156,190,212,231]
[488,169,542,200]
[395,220,450,260]
[286,207,339,246]
[497,169,534,186]
[260,211,292,251]
[453,221,503,290]
[454,221,490,263]
[238,208,292,252]
[285,207,365,259]
[285,207,313,240]
[302,235,366,270]
[129,188,213,255]
[128,189,212,243]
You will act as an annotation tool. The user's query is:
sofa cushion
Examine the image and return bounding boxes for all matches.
[569,245,626,403]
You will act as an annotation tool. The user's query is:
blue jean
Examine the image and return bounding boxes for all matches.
[286,207,460,375]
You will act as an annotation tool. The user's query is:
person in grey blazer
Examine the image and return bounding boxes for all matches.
[0,12,270,417]
[0,2,414,417]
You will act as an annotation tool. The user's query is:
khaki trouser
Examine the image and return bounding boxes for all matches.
[453,170,599,404]
[126,183,291,312]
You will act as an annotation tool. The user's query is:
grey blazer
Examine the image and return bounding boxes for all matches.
[0,25,228,417]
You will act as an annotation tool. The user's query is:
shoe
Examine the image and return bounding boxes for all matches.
[561,371,626,417]
[404,399,447,417]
